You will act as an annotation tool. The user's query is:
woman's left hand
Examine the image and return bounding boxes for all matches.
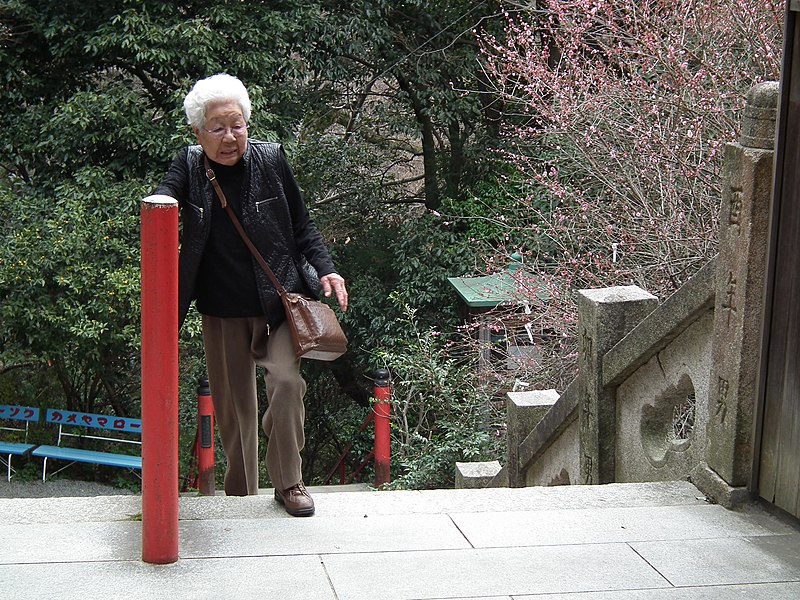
[320,273,348,312]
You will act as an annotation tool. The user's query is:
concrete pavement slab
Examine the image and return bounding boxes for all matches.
[630,533,800,587]
[0,494,142,524]
[511,581,800,599]
[408,481,707,513]
[179,481,708,521]
[0,555,336,600]
[450,503,789,548]
[179,489,418,520]
[1,512,472,565]
[1,481,798,600]
[0,481,706,524]
[179,512,472,558]
[0,520,142,563]
[322,543,670,600]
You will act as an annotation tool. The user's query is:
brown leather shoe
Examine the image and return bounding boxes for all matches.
[274,482,315,517]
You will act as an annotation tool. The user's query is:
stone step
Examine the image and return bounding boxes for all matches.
[3,480,799,600]
[3,480,710,525]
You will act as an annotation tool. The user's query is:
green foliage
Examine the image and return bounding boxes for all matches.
[294,198,502,489]
[439,171,541,250]
[0,167,146,412]
[339,209,478,361]
[375,297,503,489]
[0,0,514,489]
[5,462,41,483]
[302,366,375,485]
[294,0,506,209]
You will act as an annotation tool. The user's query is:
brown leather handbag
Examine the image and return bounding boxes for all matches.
[205,159,348,361]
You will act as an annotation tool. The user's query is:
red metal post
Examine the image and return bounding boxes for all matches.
[197,377,215,496]
[373,368,391,487]
[140,195,179,564]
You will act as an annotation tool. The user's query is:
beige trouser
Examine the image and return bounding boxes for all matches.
[202,316,306,495]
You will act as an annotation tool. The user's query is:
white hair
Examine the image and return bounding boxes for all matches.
[183,73,252,128]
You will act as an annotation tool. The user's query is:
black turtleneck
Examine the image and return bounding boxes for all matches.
[195,158,262,318]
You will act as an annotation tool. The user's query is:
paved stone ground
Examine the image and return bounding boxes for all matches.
[0,476,136,498]
[2,480,799,600]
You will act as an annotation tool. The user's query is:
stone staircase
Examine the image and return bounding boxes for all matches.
[1,480,799,599]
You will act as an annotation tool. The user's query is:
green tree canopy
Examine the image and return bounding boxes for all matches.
[0,1,506,454]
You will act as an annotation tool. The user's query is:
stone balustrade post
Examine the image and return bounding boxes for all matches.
[706,82,777,488]
[506,389,559,487]
[578,287,658,484]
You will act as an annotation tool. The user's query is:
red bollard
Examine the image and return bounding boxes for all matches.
[196,377,215,496]
[140,195,179,564]
[373,368,391,487]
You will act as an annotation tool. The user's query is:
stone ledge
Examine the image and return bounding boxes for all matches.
[603,257,717,388]
[518,379,579,473]
[507,389,561,487]
[507,389,560,409]
[689,463,753,509]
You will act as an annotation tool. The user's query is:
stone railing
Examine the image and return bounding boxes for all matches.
[457,81,778,507]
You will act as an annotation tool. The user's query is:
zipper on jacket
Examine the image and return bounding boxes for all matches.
[189,204,204,220]
[255,197,277,213]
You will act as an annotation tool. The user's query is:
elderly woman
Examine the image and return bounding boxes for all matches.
[154,73,347,516]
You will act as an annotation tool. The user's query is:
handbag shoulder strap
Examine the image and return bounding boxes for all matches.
[204,157,287,296]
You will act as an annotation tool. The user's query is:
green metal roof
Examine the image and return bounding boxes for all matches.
[447,272,520,307]
[447,254,548,308]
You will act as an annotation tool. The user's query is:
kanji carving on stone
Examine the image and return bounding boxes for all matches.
[715,376,730,423]
[721,271,738,326]
[728,186,743,232]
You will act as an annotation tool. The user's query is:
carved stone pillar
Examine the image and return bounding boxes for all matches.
[706,82,777,487]
[578,286,658,484]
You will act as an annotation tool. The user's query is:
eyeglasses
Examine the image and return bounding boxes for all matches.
[203,123,248,139]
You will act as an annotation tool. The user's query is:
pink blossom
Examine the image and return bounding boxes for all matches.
[470,0,782,389]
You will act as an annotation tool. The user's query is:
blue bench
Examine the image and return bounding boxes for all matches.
[0,405,41,481]
[32,409,142,481]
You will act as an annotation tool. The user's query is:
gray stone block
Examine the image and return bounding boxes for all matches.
[455,460,503,489]
[602,258,716,389]
[740,81,779,149]
[507,389,559,486]
[578,286,658,484]
[518,379,579,477]
[689,463,752,509]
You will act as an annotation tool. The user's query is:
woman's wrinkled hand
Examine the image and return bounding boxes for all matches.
[320,273,348,312]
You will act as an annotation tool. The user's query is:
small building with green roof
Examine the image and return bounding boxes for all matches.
[447,254,549,383]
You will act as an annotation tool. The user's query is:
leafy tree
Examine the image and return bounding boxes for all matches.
[295,0,507,211]
[0,167,146,413]
[0,1,512,488]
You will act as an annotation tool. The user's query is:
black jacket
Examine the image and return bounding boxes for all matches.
[154,141,337,328]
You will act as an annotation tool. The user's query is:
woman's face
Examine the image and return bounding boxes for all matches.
[194,100,248,166]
